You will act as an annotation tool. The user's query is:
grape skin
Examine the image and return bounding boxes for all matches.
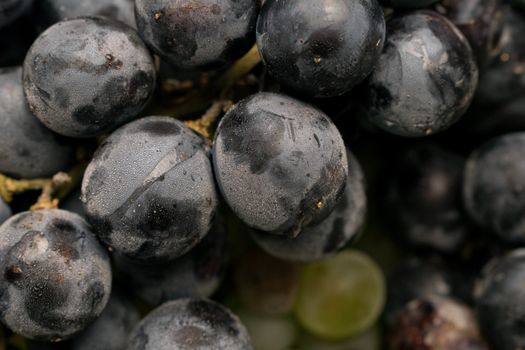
[134,0,258,70]
[256,0,385,98]
[365,11,479,137]
[0,67,72,178]
[0,209,112,341]
[82,116,219,262]
[0,198,11,224]
[251,150,366,262]
[213,92,348,237]
[23,17,156,138]
[128,299,253,350]
[463,133,525,243]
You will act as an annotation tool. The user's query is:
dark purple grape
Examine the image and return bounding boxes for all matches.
[365,11,479,137]
[213,92,348,237]
[256,0,385,98]
[82,117,218,262]
[387,144,469,253]
[0,67,73,178]
[463,133,525,243]
[35,0,136,30]
[23,17,156,138]
[251,150,366,261]
[113,221,227,306]
[0,209,112,341]
[475,249,525,350]
[134,0,258,70]
[127,299,252,350]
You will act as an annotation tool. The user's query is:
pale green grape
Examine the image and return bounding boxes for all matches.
[294,249,386,340]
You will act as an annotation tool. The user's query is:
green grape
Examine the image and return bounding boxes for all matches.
[236,310,299,350]
[294,249,386,340]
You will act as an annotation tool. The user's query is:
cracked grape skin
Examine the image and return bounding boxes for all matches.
[0,0,33,29]
[365,11,479,137]
[128,298,253,350]
[113,221,227,307]
[0,209,112,341]
[212,92,348,237]
[81,116,219,263]
[251,150,366,262]
[0,67,72,178]
[23,17,156,138]
[463,133,525,244]
[35,0,136,30]
[256,0,385,98]
[134,0,258,70]
[0,198,11,224]
[475,249,525,350]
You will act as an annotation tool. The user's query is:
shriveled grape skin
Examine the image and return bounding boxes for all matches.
[463,133,525,243]
[256,0,385,98]
[135,0,258,70]
[0,209,112,341]
[23,17,156,138]
[0,198,11,224]
[365,11,479,137]
[251,151,366,262]
[113,222,227,306]
[35,0,136,30]
[69,292,140,350]
[82,116,218,262]
[475,249,525,350]
[0,67,72,178]
[128,299,253,350]
[213,92,348,237]
[0,0,33,28]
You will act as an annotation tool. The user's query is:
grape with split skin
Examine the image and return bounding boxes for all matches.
[82,116,219,262]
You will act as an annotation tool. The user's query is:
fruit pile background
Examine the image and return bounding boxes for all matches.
[0,0,524,349]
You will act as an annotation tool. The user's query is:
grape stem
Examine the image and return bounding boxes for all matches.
[185,100,232,140]
[0,162,87,210]
[169,45,261,120]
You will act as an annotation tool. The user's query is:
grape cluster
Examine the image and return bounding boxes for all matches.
[1,0,525,349]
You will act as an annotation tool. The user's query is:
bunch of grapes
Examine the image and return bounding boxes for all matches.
[0,0,524,349]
